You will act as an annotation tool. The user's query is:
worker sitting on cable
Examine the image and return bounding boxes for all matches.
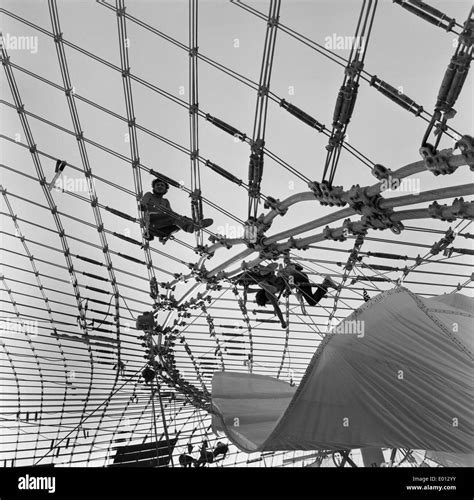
[234,263,287,329]
[193,440,229,467]
[179,453,196,467]
[194,440,215,467]
[278,262,338,310]
[141,178,213,242]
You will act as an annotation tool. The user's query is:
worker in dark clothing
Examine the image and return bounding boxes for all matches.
[141,365,156,384]
[213,442,229,460]
[234,263,288,329]
[234,262,338,325]
[278,263,338,307]
[193,441,229,467]
[254,287,287,329]
[179,453,196,467]
[141,179,213,242]
[194,440,214,467]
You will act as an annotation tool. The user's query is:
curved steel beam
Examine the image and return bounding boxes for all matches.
[203,161,470,277]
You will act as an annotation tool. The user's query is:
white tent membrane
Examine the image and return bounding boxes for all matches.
[423,451,474,467]
[211,287,473,454]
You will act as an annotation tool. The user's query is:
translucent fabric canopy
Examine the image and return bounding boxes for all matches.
[212,287,473,453]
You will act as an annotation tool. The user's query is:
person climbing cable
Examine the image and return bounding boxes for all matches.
[234,262,338,326]
[194,439,214,467]
[193,440,229,467]
[179,453,196,467]
[254,287,287,329]
[141,178,213,242]
[234,263,287,328]
[278,262,338,307]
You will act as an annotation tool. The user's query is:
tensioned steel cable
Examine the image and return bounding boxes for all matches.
[0,187,181,276]
[322,0,378,185]
[247,0,281,221]
[95,1,379,170]
[1,6,376,189]
[48,4,124,461]
[188,0,205,248]
[0,97,245,227]
[1,192,75,451]
[115,0,164,309]
[0,39,99,464]
[1,0,472,468]
[231,0,463,142]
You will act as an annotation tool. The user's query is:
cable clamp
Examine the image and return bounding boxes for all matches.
[455,135,474,170]
[419,144,456,175]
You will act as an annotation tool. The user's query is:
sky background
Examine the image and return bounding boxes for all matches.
[0,0,473,467]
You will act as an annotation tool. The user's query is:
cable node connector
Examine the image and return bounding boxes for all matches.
[459,15,474,47]
[342,218,366,236]
[258,85,269,97]
[419,144,456,175]
[323,225,347,242]
[195,245,215,259]
[308,180,346,207]
[428,198,471,222]
[258,243,282,260]
[208,234,233,249]
[371,164,396,182]
[344,59,364,79]
[267,16,279,28]
[263,196,287,215]
[455,135,474,170]
[362,211,404,234]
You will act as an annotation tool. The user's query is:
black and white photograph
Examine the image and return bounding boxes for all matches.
[0,0,473,497]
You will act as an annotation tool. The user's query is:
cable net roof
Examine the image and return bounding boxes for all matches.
[0,0,473,468]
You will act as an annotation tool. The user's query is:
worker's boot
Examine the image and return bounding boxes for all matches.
[193,218,213,231]
[323,275,338,290]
